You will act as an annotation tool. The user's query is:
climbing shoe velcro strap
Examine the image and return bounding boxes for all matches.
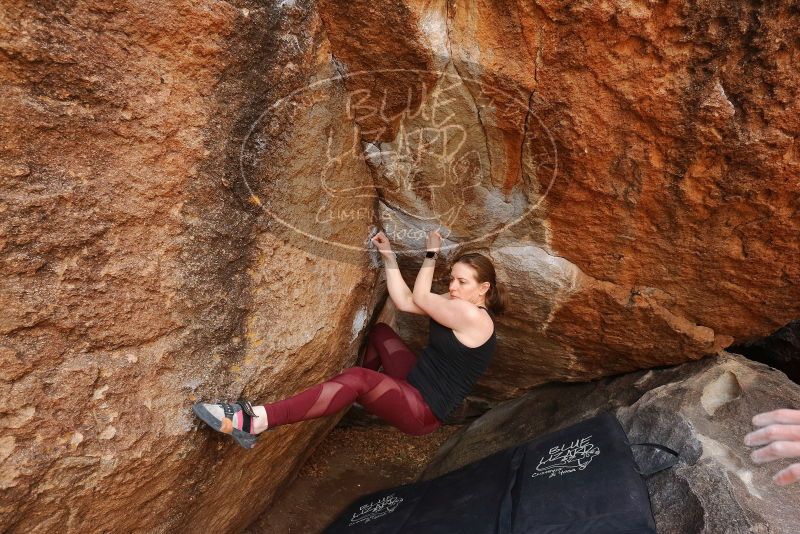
[242,411,252,433]
[237,399,258,418]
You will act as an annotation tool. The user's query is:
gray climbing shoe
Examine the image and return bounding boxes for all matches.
[192,399,265,450]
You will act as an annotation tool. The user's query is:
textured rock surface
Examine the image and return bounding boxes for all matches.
[381,0,800,397]
[503,0,800,388]
[1,1,380,533]
[422,352,800,533]
[289,0,800,398]
[1,0,799,532]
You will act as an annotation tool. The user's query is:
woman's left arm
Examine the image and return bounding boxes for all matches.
[412,257,437,306]
[412,230,442,305]
[411,230,476,330]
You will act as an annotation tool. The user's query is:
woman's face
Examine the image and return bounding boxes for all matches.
[448,262,489,305]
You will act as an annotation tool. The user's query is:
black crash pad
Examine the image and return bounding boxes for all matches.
[324,412,667,534]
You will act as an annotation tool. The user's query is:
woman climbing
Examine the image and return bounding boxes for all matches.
[192,229,507,449]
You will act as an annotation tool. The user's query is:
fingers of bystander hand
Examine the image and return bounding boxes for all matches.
[752,409,800,427]
[749,440,800,464]
[772,463,800,486]
[744,424,800,447]
[745,408,800,486]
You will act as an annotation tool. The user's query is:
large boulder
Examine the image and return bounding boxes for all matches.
[1,1,380,532]
[423,352,800,533]
[2,0,799,532]
[384,0,800,397]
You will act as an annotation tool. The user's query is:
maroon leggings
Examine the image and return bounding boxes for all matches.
[262,322,442,435]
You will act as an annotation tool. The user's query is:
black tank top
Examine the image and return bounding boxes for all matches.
[407,306,497,423]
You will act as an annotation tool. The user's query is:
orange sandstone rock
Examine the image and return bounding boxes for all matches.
[1,1,798,532]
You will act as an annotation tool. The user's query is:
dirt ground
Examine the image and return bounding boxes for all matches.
[243,423,462,533]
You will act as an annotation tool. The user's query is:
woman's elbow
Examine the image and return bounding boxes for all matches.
[391,294,414,313]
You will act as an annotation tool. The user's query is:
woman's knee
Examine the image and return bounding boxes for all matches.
[332,367,373,392]
[338,366,371,380]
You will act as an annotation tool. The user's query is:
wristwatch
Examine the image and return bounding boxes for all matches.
[425,250,438,259]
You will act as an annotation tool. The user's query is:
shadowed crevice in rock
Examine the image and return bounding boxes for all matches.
[728,319,800,383]
[317,0,442,143]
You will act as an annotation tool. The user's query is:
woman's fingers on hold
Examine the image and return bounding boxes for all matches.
[752,408,800,427]
[750,440,800,464]
[744,424,800,446]
[773,463,800,486]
